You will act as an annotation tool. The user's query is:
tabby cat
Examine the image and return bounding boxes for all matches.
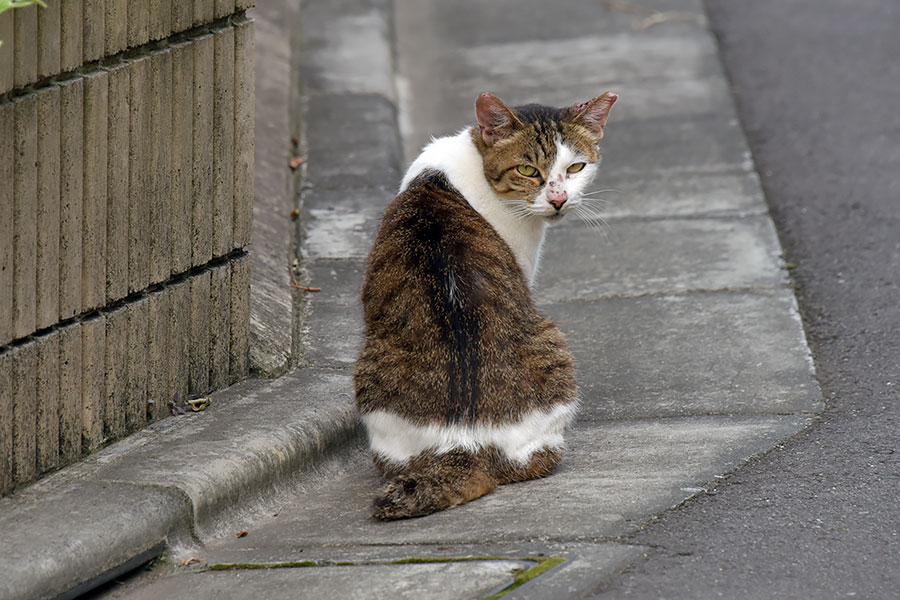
[355,92,617,520]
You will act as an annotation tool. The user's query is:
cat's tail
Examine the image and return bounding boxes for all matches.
[372,450,498,520]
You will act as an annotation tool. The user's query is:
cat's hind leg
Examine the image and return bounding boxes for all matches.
[372,449,498,520]
[491,446,563,485]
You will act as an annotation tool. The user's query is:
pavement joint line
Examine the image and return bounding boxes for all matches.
[594,209,771,223]
[536,283,794,306]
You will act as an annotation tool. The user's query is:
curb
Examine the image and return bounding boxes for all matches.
[0,0,401,597]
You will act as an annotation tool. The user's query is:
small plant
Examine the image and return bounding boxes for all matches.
[0,0,46,15]
[0,0,46,47]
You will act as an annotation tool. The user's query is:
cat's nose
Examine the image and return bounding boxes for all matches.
[547,189,568,210]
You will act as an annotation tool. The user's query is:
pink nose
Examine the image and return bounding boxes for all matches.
[547,189,567,210]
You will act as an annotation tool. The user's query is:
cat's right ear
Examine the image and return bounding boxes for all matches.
[475,93,522,146]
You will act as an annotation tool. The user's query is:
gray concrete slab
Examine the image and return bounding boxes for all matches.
[302,189,388,259]
[302,258,365,369]
[591,169,766,220]
[90,368,358,540]
[0,480,191,600]
[300,0,395,100]
[544,290,821,419]
[246,2,297,375]
[536,215,787,303]
[193,541,646,600]
[304,93,402,192]
[112,560,531,600]
[196,416,808,548]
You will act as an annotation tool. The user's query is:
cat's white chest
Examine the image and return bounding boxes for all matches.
[401,131,547,285]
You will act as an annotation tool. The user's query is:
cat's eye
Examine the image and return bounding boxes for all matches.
[567,162,586,174]
[516,164,539,177]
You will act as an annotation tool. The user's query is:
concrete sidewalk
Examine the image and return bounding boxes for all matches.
[0,0,822,599]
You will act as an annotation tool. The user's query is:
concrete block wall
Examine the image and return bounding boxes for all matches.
[0,1,255,495]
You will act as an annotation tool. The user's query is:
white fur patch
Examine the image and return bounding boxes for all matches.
[527,139,598,219]
[361,402,579,465]
[401,130,548,285]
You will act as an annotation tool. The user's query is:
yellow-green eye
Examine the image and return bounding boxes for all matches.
[516,164,538,177]
[567,162,586,174]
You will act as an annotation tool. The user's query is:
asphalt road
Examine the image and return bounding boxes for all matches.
[592,1,900,597]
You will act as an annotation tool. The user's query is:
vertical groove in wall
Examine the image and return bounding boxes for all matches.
[61,0,85,72]
[82,70,108,312]
[35,329,60,473]
[210,263,232,389]
[189,270,212,395]
[212,26,235,258]
[233,17,255,249]
[147,289,170,422]
[149,48,173,285]
[127,56,149,295]
[35,86,61,330]
[82,0,105,64]
[0,350,13,494]
[12,341,37,483]
[13,4,37,89]
[192,33,214,267]
[81,314,106,452]
[127,0,150,49]
[0,9,15,95]
[59,77,85,321]
[169,280,191,411]
[104,0,127,56]
[170,40,194,275]
[194,0,214,28]
[126,298,149,432]
[13,93,37,340]
[229,253,250,382]
[0,101,13,346]
[149,0,173,42]
[36,0,61,79]
[58,323,83,464]
[105,61,129,303]
[103,306,127,440]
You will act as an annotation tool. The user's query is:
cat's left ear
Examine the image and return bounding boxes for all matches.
[568,92,618,139]
[475,93,523,146]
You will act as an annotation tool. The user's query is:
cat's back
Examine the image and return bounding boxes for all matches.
[357,169,576,424]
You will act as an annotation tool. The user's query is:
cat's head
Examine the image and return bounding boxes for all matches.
[472,92,617,222]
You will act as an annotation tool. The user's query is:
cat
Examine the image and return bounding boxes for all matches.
[354,92,617,520]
